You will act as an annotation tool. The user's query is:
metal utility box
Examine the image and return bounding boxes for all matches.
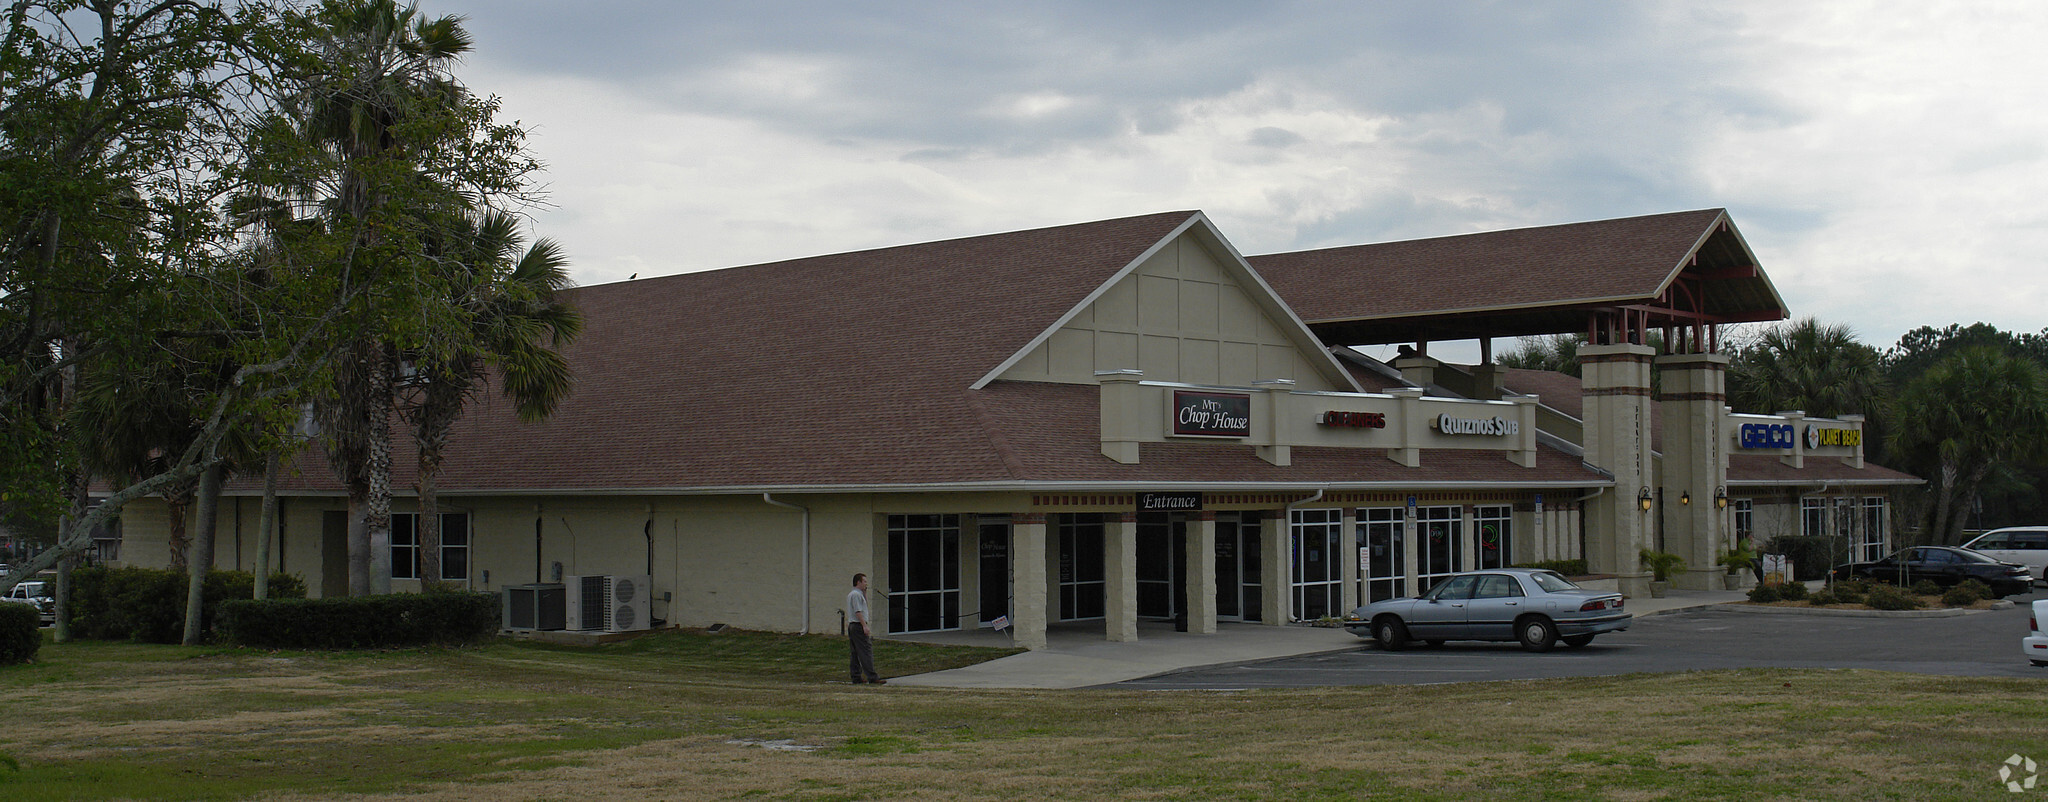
[503,583,567,631]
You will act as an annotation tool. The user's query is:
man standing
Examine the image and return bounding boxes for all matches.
[847,572,883,684]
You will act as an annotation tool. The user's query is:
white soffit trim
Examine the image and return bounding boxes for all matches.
[968,212,1364,393]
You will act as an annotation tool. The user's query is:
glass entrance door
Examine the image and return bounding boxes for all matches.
[978,519,1010,628]
[1136,513,1183,620]
[1359,507,1405,603]
[1215,514,1262,622]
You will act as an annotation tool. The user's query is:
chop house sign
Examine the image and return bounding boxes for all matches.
[1173,390,1252,437]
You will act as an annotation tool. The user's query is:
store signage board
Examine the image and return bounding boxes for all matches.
[1172,390,1251,437]
[1138,492,1204,512]
[1738,422,1796,449]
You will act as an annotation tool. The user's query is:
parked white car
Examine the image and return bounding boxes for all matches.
[2,580,54,626]
[1963,528,2048,587]
[2029,599,2048,667]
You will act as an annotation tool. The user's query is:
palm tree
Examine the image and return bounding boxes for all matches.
[401,210,580,587]
[1888,347,2048,544]
[1728,318,1886,419]
[291,0,473,596]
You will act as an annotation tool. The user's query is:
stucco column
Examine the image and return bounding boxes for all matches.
[1261,509,1289,625]
[1104,512,1139,642]
[1657,353,1731,590]
[1011,513,1049,651]
[1579,343,1657,598]
[1339,507,1360,612]
[1185,512,1217,634]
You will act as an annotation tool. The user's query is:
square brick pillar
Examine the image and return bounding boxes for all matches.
[1262,509,1289,625]
[1579,343,1657,599]
[1011,513,1049,651]
[1657,353,1732,590]
[1185,512,1217,634]
[1104,512,1139,642]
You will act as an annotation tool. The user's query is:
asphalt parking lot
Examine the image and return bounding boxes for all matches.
[1117,588,2048,689]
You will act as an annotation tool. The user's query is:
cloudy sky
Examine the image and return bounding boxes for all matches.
[439,1,2048,355]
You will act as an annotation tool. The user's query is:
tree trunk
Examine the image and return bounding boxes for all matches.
[182,462,223,646]
[255,451,281,600]
[365,343,394,595]
[418,459,441,591]
[348,491,370,597]
[166,492,191,572]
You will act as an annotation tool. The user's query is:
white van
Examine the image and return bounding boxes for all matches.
[1964,528,2048,587]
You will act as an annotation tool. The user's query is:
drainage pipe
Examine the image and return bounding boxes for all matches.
[763,493,812,635]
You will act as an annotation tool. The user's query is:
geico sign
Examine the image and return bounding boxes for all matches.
[1433,413,1517,436]
[1739,423,1795,449]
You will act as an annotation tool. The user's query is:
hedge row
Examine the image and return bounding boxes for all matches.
[217,591,500,649]
[66,566,306,643]
[0,603,39,665]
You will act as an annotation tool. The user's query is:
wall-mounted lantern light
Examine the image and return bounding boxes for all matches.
[1638,486,1654,512]
[1680,490,1691,506]
[1714,486,1728,509]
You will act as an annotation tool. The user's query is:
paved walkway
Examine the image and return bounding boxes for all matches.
[884,586,1750,689]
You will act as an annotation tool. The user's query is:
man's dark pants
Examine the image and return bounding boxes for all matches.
[848,624,878,682]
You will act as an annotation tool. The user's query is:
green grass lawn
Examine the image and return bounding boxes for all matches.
[3,629,2044,800]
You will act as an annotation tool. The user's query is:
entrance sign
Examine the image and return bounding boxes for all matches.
[1807,425,1861,448]
[1138,492,1204,512]
[1172,390,1251,437]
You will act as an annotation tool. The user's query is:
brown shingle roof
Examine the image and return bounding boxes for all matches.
[1251,209,1787,345]
[418,212,1206,491]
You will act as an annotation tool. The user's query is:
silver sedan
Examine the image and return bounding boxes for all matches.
[1343,568,1630,652]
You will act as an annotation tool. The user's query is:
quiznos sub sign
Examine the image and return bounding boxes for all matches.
[1433,413,1517,436]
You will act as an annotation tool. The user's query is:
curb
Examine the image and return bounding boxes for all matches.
[1713,599,2014,618]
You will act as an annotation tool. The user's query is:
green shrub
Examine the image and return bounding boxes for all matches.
[217,591,500,650]
[67,566,307,643]
[1830,583,1865,605]
[1940,585,1981,607]
[1776,580,1809,601]
[1865,584,1922,611]
[0,603,39,665]
[1514,559,1589,576]
[1806,589,1838,606]
[1747,584,1782,603]
[1835,578,1870,595]
[1639,549,1687,582]
[1909,579,1942,596]
[1958,579,1995,599]
[1766,536,1835,581]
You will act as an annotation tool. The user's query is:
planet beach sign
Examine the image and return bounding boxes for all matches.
[1172,390,1251,438]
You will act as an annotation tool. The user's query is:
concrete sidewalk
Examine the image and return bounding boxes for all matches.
[883,587,1749,689]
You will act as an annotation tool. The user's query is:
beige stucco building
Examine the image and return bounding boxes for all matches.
[109,209,1916,648]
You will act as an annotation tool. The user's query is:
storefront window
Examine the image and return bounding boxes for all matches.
[1800,498,1827,539]
[1291,508,1343,621]
[1056,514,1105,621]
[1416,506,1463,593]
[1861,497,1887,562]
[1475,505,1512,569]
[1733,499,1754,541]
[887,514,960,634]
